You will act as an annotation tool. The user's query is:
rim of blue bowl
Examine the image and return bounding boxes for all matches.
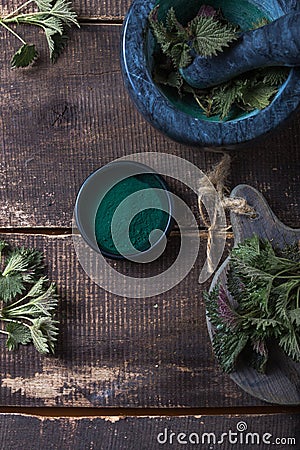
[120,0,300,148]
[74,160,174,261]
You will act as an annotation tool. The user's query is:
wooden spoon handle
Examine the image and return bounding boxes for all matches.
[181,12,300,89]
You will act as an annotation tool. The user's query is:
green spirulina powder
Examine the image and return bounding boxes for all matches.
[95,174,170,256]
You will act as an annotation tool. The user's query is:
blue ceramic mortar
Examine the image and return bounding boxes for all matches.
[120,0,300,148]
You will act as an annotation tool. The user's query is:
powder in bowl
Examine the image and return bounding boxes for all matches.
[95,173,171,257]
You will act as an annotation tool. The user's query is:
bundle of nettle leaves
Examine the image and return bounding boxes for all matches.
[204,235,300,374]
[0,240,59,354]
[149,4,289,120]
[0,0,79,68]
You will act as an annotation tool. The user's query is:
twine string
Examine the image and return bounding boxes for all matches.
[198,151,258,276]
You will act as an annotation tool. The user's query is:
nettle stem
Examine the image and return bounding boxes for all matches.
[0,316,32,327]
[0,20,26,44]
[0,329,9,336]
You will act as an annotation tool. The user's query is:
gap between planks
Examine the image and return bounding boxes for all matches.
[0,228,234,238]
[78,18,123,25]
[0,406,299,418]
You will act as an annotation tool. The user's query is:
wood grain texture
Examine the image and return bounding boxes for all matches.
[0,0,130,20]
[0,25,299,229]
[0,413,299,449]
[0,232,270,408]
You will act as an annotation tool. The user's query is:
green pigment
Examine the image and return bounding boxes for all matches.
[95,174,170,256]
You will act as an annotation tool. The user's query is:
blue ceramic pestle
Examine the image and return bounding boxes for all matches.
[181,12,300,89]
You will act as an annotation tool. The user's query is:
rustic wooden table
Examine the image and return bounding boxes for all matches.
[0,1,299,448]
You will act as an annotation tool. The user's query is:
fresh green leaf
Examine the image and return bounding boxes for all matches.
[241,83,277,110]
[204,235,300,373]
[5,322,32,351]
[35,0,53,10]
[289,309,300,326]
[50,32,69,62]
[11,44,38,68]
[260,67,290,85]
[0,247,43,301]
[2,247,43,278]
[251,17,270,30]
[212,83,240,119]
[47,0,79,26]
[30,317,59,354]
[148,7,287,120]
[153,68,184,91]
[189,15,237,57]
[165,7,185,37]
[149,6,190,66]
[213,331,248,373]
[279,330,300,362]
[29,321,50,354]
[0,273,24,303]
[0,239,60,354]
[0,0,79,67]
[33,316,59,353]
[170,42,192,68]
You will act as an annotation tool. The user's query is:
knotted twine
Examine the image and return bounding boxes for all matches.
[198,151,257,275]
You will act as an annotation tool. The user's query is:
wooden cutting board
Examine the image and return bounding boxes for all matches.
[208,184,300,405]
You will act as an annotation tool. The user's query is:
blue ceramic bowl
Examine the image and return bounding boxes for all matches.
[121,0,300,147]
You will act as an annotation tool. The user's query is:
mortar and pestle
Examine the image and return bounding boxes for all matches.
[121,0,300,147]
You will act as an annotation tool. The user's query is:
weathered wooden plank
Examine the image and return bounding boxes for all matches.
[0,0,131,20]
[0,414,299,449]
[0,25,220,229]
[0,25,299,229]
[0,232,269,407]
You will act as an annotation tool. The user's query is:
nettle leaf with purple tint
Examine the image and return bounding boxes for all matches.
[204,235,300,374]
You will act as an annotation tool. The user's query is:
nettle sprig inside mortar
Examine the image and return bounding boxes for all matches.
[0,240,59,354]
[149,5,290,120]
[0,0,79,68]
[204,235,300,374]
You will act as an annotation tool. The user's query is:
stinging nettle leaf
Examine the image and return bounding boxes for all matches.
[5,322,32,351]
[30,324,50,354]
[260,67,290,86]
[51,32,69,62]
[2,0,79,68]
[166,7,181,33]
[205,235,300,373]
[279,330,300,362]
[148,7,292,119]
[31,317,59,354]
[170,43,192,69]
[2,247,43,277]
[289,309,300,326]
[213,331,248,373]
[41,16,64,35]
[35,0,53,10]
[50,0,79,27]
[212,83,240,119]
[0,273,24,303]
[241,83,277,110]
[11,44,38,68]
[0,239,60,354]
[189,16,237,57]
[251,17,270,30]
